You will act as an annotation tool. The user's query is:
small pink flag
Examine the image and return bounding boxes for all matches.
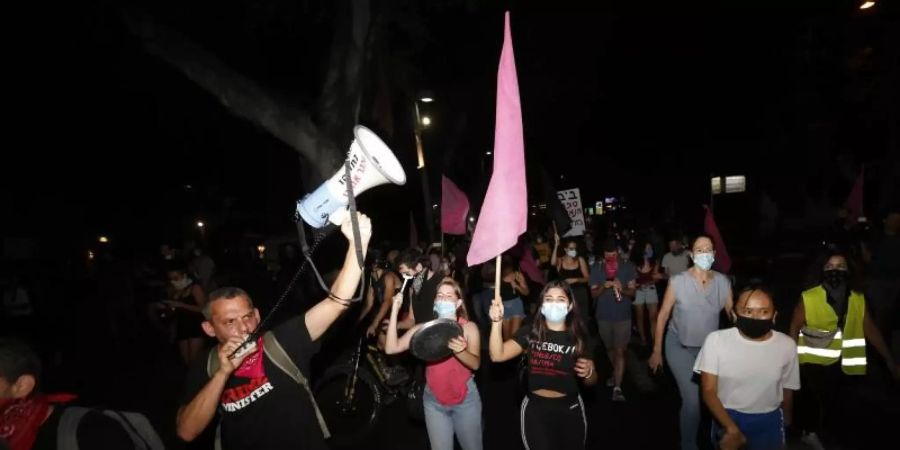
[467,12,527,266]
[441,175,470,235]
[703,205,732,274]
[845,168,864,225]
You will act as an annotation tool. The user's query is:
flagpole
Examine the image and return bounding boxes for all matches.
[494,255,502,302]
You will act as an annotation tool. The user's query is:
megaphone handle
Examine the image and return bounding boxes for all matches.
[343,160,365,271]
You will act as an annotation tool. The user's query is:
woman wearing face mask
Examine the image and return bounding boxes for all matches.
[788,251,899,450]
[649,235,733,450]
[489,280,597,450]
[385,278,482,450]
[158,265,207,364]
[631,240,664,347]
[695,285,800,450]
[551,234,591,326]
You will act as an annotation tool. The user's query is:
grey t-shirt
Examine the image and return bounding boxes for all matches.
[589,258,637,322]
[661,252,691,276]
[668,271,731,347]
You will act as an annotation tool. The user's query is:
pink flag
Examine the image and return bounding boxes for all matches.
[519,244,546,285]
[441,175,470,235]
[467,12,527,266]
[409,211,419,249]
[703,205,732,274]
[845,168,864,225]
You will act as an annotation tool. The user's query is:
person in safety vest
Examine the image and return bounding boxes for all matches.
[789,251,899,450]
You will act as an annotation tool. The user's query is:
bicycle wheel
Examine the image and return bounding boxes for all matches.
[314,363,382,447]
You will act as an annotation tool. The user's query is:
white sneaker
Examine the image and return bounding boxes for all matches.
[801,431,826,450]
[612,387,626,402]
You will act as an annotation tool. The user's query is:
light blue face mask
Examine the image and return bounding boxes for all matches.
[692,252,715,271]
[433,301,458,319]
[541,302,569,324]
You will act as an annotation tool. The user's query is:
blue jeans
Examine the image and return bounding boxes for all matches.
[666,332,702,450]
[712,408,784,450]
[423,377,483,450]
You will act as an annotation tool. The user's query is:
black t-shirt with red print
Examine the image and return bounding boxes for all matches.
[513,324,591,395]
[181,316,323,450]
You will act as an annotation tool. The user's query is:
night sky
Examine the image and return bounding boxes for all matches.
[4,0,897,257]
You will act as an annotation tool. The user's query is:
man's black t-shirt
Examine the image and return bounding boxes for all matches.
[181,316,323,450]
[513,324,590,395]
[412,271,442,325]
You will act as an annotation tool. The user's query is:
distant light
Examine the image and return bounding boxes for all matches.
[468,217,475,222]
[724,175,746,193]
[421,116,432,127]
[711,177,723,195]
[185,184,193,190]
[860,1,875,9]
[420,97,434,103]
[485,151,492,156]
[88,250,95,260]
[433,204,439,209]
[197,221,205,228]
[98,236,109,243]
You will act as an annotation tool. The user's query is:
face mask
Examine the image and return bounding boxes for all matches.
[433,301,457,319]
[692,253,715,271]
[566,249,577,258]
[823,269,848,289]
[672,248,684,256]
[734,315,774,339]
[541,302,569,324]
[171,277,192,290]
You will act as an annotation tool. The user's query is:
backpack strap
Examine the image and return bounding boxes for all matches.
[262,331,331,439]
[102,410,165,450]
[57,407,90,450]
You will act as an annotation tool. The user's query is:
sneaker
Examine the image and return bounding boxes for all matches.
[801,431,826,450]
[612,387,626,402]
[606,377,615,388]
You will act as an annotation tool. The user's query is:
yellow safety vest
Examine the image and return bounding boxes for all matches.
[797,285,867,375]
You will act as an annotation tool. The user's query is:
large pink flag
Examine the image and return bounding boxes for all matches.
[441,175,470,235]
[845,168,864,225]
[703,205,732,274]
[467,12,527,266]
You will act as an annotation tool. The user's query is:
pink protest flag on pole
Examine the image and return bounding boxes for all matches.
[845,167,864,226]
[441,175,470,235]
[409,211,419,249]
[703,205,732,274]
[467,12,528,266]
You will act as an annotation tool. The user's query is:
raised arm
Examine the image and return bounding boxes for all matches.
[550,233,561,267]
[488,297,525,362]
[385,292,420,355]
[305,213,372,341]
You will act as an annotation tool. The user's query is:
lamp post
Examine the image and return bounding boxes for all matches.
[414,95,436,245]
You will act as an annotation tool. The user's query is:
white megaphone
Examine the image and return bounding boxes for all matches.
[297,125,407,228]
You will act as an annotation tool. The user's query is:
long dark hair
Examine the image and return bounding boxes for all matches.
[530,280,589,357]
[803,250,863,293]
[629,239,656,267]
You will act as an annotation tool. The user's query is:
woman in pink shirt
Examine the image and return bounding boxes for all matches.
[385,278,482,450]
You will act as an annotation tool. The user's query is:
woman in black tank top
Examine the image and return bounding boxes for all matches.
[551,234,591,325]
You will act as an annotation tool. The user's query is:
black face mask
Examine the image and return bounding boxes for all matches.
[672,248,684,256]
[823,269,848,289]
[735,315,774,339]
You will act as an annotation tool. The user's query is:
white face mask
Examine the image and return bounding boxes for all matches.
[565,249,577,258]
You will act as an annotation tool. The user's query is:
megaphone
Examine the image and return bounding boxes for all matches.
[297,125,407,228]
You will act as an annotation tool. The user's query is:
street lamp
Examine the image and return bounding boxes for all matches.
[860,1,875,9]
[196,221,205,229]
[98,236,109,243]
[414,93,436,244]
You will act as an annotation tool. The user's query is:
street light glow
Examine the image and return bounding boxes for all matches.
[98,236,109,243]
[421,116,432,127]
[197,221,205,228]
[420,97,434,103]
[860,1,875,9]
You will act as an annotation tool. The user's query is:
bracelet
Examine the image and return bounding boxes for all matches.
[328,293,351,307]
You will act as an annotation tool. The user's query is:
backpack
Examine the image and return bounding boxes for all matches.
[205,331,330,448]
[57,407,164,450]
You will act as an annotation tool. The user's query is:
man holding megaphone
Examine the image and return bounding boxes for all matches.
[176,213,372,450]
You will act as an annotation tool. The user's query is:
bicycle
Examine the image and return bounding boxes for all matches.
[314,333,415,447]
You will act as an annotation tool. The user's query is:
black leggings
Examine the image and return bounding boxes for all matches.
[520,394,587,450]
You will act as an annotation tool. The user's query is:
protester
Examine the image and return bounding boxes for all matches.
[551,234,591,326]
